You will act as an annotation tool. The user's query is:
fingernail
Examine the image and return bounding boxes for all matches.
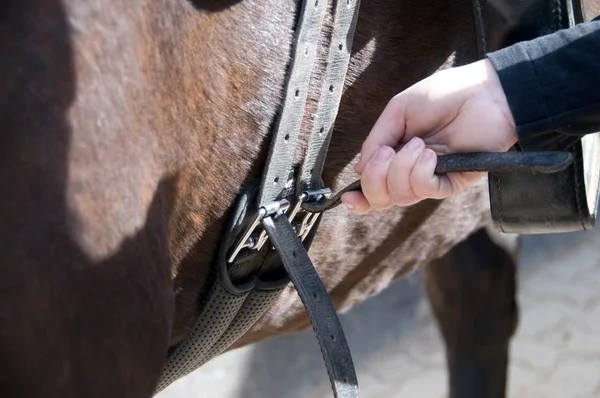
[375,146,394,163]
[405,137,422,152]
[419,149,435,166]
[344,203,355,211]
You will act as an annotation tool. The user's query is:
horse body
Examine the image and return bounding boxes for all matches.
[0,0,523,396]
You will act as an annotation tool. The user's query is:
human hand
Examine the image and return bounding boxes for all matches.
[341,59,518,214]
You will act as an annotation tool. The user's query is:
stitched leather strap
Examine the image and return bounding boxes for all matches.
[262,213,360,398]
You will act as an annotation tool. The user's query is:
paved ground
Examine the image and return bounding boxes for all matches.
[158,227,600,398]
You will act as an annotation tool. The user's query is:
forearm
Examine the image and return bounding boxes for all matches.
[487,16,600,150]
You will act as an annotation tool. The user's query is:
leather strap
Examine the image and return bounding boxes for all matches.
[299,0,361,193]
[262,214,360,398]
[258,0,328,206]
[301,151,574,213]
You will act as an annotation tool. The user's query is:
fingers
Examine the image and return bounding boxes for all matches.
[409,149,455,199]
[340,144,397,213]
[386,137,429,206]
[341,138,481,213]
[354,95,407,175]
[360,146,395,210]
[339,190,371,214]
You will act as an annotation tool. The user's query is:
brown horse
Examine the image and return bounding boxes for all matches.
[0,0,597,397]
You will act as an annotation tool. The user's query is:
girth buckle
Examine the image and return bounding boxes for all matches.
[227,188,331,264]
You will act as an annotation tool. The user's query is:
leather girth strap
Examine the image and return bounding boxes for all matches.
[474,0,600,233]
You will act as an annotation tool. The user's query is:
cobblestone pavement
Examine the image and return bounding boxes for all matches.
[158,228,600,398]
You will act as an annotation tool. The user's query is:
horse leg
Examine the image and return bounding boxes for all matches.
[423,227,519,398]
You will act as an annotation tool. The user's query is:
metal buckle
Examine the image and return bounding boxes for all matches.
[227,188,331,264]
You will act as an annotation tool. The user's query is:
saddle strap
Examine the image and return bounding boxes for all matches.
[262,214,360,398]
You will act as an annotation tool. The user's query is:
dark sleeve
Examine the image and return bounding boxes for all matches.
[486,16,600,151]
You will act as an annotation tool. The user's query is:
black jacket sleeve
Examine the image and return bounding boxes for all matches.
[486,16,600,151]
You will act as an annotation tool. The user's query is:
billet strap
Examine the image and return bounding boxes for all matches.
[262,214,360,398]
[299,0,361,193]
[475,0,599,233]
[258,0,328,206]
[259,0,361,206]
